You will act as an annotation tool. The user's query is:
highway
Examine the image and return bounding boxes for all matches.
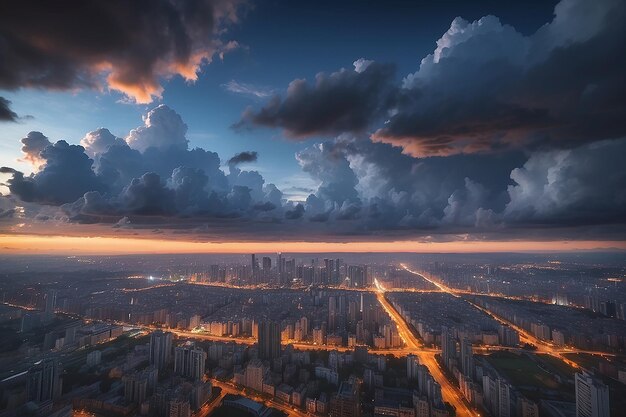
[374,279,478,417]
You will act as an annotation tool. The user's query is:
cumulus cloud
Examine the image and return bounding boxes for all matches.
[285,203,305,219]
[20,131,51,168]
[80,128,126,158]
[4,141,105,205]
[504,138,626,224]
[2,105,624,241]
[240,0,625,157]
[228,151,258,166]
[0,0,246,103]
[126,105,189,152]
[0,97,18,122]
[234,60,396,138]
[1,105,301,234]
[375,0,626,156]
[294,136,518,230]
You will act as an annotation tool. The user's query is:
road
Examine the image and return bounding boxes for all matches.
[398,264,617,370]
[374,285,478,417]
[194,388,227,417]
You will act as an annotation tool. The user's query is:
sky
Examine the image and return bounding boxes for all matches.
[0,0,625,253]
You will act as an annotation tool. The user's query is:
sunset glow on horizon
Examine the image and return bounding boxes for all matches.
[1,234,624,255]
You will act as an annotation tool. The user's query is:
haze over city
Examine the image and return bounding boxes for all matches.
[0,1,624,417]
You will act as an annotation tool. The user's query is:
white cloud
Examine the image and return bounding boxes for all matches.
[222,80,274,98]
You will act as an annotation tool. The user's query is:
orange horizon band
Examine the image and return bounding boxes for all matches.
[0,234,624,255]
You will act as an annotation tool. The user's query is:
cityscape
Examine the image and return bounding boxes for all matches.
[0,252,624,417]
[0,0,625,417]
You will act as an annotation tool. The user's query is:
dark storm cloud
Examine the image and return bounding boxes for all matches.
[0,0,245,103]
[0,97,18,122]
[235,59,397,138]
[292,135,626,235]
[3,141,105,205]
[295,136,520,230]
[253,201,277,212]
[228,151,258,166]
[504,139,626,225]
[285,203,304,219]
[374,0,626,156]
[239,0,625,157]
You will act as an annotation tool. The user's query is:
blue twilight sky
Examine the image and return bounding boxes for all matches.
[0,0,557,196]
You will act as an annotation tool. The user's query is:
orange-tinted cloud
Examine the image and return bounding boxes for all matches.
[0,0,246,103]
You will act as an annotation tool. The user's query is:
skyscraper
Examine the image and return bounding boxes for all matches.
[407,354,419,380]
[575,371,610,417]
[262,256,272,270]
[44,289,57,321]
[329,378,361,417]
[149,330,172,371]
[441,326,455,369]
[461,338,473,378]
[498,379,512,417]
[26,357,62,403]
[251,254,259,281]
[258,320,281,360]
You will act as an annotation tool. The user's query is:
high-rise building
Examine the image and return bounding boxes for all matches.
[26,357,62,403]
[174,343,206,381]
[329,378,361,417]
[277,252,285,274]
[209,264,219,281]
[407,354,419,380]
[518,397,539,417]
[498,379,512,417]
[123,373,148,404]
[460,338,473,378]
[348,265,368,287]
[262,256,272,270]
[44,289,57,321]
[258,320,281,360]
[251,254,259,281]
[245,359,265,392]
[441,326,455,369]
[575,371,610,417]
[150,331,172,370]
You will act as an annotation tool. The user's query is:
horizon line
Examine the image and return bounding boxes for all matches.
[1,234,625,256]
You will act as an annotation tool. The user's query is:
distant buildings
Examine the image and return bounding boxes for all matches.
[575,371,610,417]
